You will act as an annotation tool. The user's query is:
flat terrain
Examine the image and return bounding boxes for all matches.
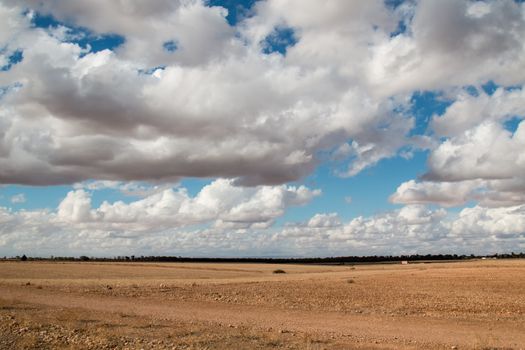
[1,260,524,349]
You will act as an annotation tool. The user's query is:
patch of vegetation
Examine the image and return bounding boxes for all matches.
[272,269,286,274]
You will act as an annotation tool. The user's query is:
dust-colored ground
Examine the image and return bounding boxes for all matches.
[1,260,524,349]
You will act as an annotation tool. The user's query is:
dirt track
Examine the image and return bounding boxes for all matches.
[1,260,524,349]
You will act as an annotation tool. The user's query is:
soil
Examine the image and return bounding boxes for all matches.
[1,260,524,349]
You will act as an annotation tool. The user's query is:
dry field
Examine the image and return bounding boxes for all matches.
[0,260,524,349]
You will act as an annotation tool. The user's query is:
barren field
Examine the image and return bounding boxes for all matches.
[0,260,524,349]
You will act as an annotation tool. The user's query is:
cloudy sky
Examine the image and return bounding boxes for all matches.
[0,0,524,257]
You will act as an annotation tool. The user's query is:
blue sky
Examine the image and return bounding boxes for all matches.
[0,0,524,257]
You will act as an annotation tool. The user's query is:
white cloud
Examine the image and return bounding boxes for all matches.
[1,203,523,257]
[391,177,525,209]
[369,0,525,95]
[57,189,92,222]
[307,213,341,228]
[432,88,525,137]
[1,0,525,255]
[2,1,522,187]
[450,205,525,239]
[390,180,481,207]
[0,0,397,185]
[274,205,523,256]
[57,179,320,230]
[426,121,525,182]
[11,0,234,67]
[9,193,25,203]
[391,93,525,208]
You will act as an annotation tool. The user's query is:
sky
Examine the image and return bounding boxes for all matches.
[0,0,524,258]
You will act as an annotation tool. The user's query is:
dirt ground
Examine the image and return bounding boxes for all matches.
[0,260,524,349]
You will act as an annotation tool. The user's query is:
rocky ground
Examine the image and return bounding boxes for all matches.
[1,260,524,349]
[0,305,309,350]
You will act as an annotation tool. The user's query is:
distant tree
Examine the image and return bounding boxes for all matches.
[79,255,90,261]
[21,254,27,261]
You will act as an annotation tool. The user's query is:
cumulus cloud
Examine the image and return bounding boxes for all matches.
[392,123,525,207]
[274,205,523,256]
[18,0,234,67]
[57,189,92,222]
[450,205,525,239]
[57,179,320,230]
[390,180,481,207]
[0,179,321,256]
[432,88,525,137]
[369,0,525,95]
[1,203,523,257]
[0,0,396,186]
[1,0,525,255]
[381,2,525,211]
[1,0,523,187]
[307,213,341,228]
[423,121,525,203]
[391,177,525,209]
[392,88,525,208]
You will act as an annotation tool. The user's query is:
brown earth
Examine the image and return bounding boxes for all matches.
[0,259,524,349]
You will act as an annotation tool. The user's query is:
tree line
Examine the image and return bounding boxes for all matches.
[4,252,525,264]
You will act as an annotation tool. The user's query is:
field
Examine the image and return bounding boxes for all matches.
[0,260,524,349]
